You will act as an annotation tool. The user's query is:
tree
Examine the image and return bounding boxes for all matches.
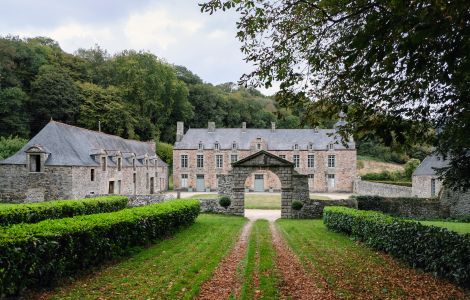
[0,136,28,160]
[0,87,29,137]
[77,82,137,138]
[201,0,470,190]
[29,65,82,134]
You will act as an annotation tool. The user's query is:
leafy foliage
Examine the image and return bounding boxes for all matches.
[218,196,231,208]
[323,206,470,287]
[0,200,200,296]
[291,200,303,211]
[0,196,128,226]
[156,142,173,166]
[200,0,470,190]
[0,136,27,160]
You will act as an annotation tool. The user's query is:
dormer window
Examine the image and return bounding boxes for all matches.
[294,144,299,150]
[101,156,107,171]
[198,142,204,150]
[132,158,136,171]
[117,157,122,171]
[309,143,313,150]
[146,159,149,170]
[29,154,41,172]
[214,142,220,150]
[232,142,237,150]
[328,143,334,150]
[257,143,261,150]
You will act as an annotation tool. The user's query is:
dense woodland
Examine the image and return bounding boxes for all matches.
[0,36,430,165]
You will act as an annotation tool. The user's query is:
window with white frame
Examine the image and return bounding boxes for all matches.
[293,155,300,168]
[181,174,188,188]
[279,154,286,159]
[197,154,204,168]
[328,155,336,167]
[309,143,313,150]
[198,142,204,150]
[328,143,334,150]
[294,144,299,150]
[181,154,188,168]
[231,154,238,163]
[216,154,223,168]
[308,154,315,168]
[257,143,261,150]
[214,142,220,150]
[232,142,237,150]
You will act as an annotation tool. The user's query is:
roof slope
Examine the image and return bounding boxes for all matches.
[174,128,355,150]
[412,155,448,176]
[1,121,157,167]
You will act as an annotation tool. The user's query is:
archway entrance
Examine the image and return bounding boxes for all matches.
[243,169,282,210]
[218,150,309,218]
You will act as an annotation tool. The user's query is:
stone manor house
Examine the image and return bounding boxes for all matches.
[173,115,357,192]
[0,121,168,202]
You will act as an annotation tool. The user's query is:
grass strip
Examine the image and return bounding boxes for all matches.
[239,220,278,300]
[419,220,470,234]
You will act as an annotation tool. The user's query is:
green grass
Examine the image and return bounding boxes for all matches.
[239,220,278,300]
[46,214,246,300]
[420,221,470,234]
[275,219,465,299]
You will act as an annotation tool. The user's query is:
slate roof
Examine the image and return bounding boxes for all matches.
[0,121,160,167]
[174,128,355,151]
[412,154,448,176]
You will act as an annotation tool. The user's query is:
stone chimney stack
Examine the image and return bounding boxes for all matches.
[271,122,276,132]
[208,121,215,133]
[176,122,184,142]
[242,122,246,132]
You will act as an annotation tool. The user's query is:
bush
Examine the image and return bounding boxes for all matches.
[0,136,28,160]
[0,200,200,296]
[365,180,412,187]
[219,196,231,209]
[404,158,421,179]
[156,142,173,166]
[323,206,470,287]
[0,196,129,226]
[292,200,303,211]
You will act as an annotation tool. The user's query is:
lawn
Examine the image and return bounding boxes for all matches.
[276,219,465,299]
[189,193,330,209]
[420,220,470,234]
[239,220,278,299]
[41,214,246,300]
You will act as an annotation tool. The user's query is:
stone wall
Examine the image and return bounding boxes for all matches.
[353,179,412,197]
[292,199,358,219]
[412,175,443,198]
[440,188,470,218]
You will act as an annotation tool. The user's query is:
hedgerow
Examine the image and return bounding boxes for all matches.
[323,206,470,287]
[0,199,200,296]
[0,196,129,226]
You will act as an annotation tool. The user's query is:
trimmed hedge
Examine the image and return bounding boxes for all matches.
[365,180,412,187]
[356,195,442,219]
[323,206,470,287]
[0,196,129,226]
[0,200,200,296]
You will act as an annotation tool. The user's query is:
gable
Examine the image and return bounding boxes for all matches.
[232,150,294,168]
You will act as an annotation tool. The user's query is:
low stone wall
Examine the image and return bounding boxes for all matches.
[440,188,470,219]
[293,199,358,219]
[356,196,442,219]
[86,193,175,207]
[354,179,412,197]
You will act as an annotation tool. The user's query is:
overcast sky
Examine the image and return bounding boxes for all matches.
[0,0,278,95]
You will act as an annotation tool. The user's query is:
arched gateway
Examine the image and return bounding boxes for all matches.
[217,150,310,218]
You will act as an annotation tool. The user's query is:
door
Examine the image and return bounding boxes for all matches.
[196,175,205,192]
[254,174,264,192]
[308,174,314,190]
[327,174,335,190]
[108,181,115,194]
[150,177,154,194]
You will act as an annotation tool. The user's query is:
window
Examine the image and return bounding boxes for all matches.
[181,174,188,188]
[146,159,149,170]
[198,142,204,150]
[308,154,315,168]
[279,155,286,159]
[231,154,238,163]
[101,156,107,171]
[90,169,95,181]
[328,143,334,150]
[308,174,314,188]
[29,154,41,172]
[133,173,136,183]
[146,173,149,189]
[327,174,335,188]
[216,154,223,168]
[117,157,122,171]
[117,180,121,194]
[328,155,336,167]
[309,143,313,150]
[294,144,299,150]
[431,179,436,197]
[257,143,261,150]
[293,155,300,168]
[308,174,314,179]
[132,158,136,171]
[232,142,237,150]
[181,155,188,168]
[214,142,220,150]
[197,154,204,168]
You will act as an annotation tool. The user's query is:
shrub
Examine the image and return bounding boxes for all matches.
[0,136,28,160]
[0,196,129,226]
[323,206,470,287]
[404,158,421,179]
[292,200,303,211]
[365,180,412,187]
[219,196,231,209]
[0,200,200,296]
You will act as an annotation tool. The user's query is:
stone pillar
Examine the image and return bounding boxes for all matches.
[176,122,184,142]
[281,188,293,218]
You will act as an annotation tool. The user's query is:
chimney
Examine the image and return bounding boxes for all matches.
[176,122,184,142]
[242,122,246,133]
[208,121,215,133]
[271,122,276,132]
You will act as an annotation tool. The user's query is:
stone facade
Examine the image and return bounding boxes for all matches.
[354,179,412,197]
[440,188,470,218]
[412,175,443,198]
[173,122,356,193]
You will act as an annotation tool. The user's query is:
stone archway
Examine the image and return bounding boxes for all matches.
[217,150,309,218]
